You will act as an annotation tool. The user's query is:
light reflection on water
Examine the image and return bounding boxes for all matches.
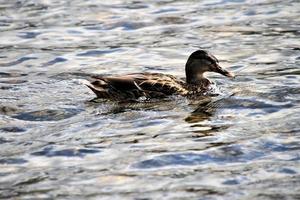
[0,0,300,199]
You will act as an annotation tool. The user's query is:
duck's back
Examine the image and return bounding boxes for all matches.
[85,73,189,100]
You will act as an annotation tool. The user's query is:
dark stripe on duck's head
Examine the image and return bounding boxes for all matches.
[188,50,219,64]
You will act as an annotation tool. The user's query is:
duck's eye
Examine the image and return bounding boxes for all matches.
[207,58,215,65]
[204,59,212,65]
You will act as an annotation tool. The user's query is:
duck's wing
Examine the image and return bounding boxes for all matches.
[85,73,188,99]
[131,73,188,95]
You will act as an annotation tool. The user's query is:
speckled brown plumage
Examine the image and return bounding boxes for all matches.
[85,50,234,100]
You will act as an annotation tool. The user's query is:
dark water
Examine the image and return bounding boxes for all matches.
[0,0,300,199]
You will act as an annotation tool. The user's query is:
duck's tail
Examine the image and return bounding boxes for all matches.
[79,79,112,99]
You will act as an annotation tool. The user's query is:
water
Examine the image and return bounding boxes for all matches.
[0,0,299,199]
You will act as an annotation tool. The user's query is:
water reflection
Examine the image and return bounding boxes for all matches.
[185,96,214,123]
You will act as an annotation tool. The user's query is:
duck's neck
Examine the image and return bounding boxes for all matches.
[185,61,208,85]
[186,73,210,86]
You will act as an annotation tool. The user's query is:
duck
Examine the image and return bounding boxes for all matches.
[84,50,234,100]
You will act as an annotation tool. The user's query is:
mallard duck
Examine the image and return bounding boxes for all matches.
[84,50,234,100]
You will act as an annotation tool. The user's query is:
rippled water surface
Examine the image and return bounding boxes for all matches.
[1,0,300,199]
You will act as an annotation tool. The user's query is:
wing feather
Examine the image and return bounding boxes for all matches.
[86,73,188,99]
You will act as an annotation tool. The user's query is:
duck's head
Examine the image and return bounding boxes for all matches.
[185,50,234,84]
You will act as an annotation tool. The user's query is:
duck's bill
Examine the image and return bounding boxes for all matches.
[214,64,235,78]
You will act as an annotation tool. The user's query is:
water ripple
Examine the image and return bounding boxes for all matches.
[31,146,100,158]
[0,57,37,67]
[133,145,265,169]
[13,108,82,121]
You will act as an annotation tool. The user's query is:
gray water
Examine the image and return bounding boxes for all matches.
[0,0,300,199]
